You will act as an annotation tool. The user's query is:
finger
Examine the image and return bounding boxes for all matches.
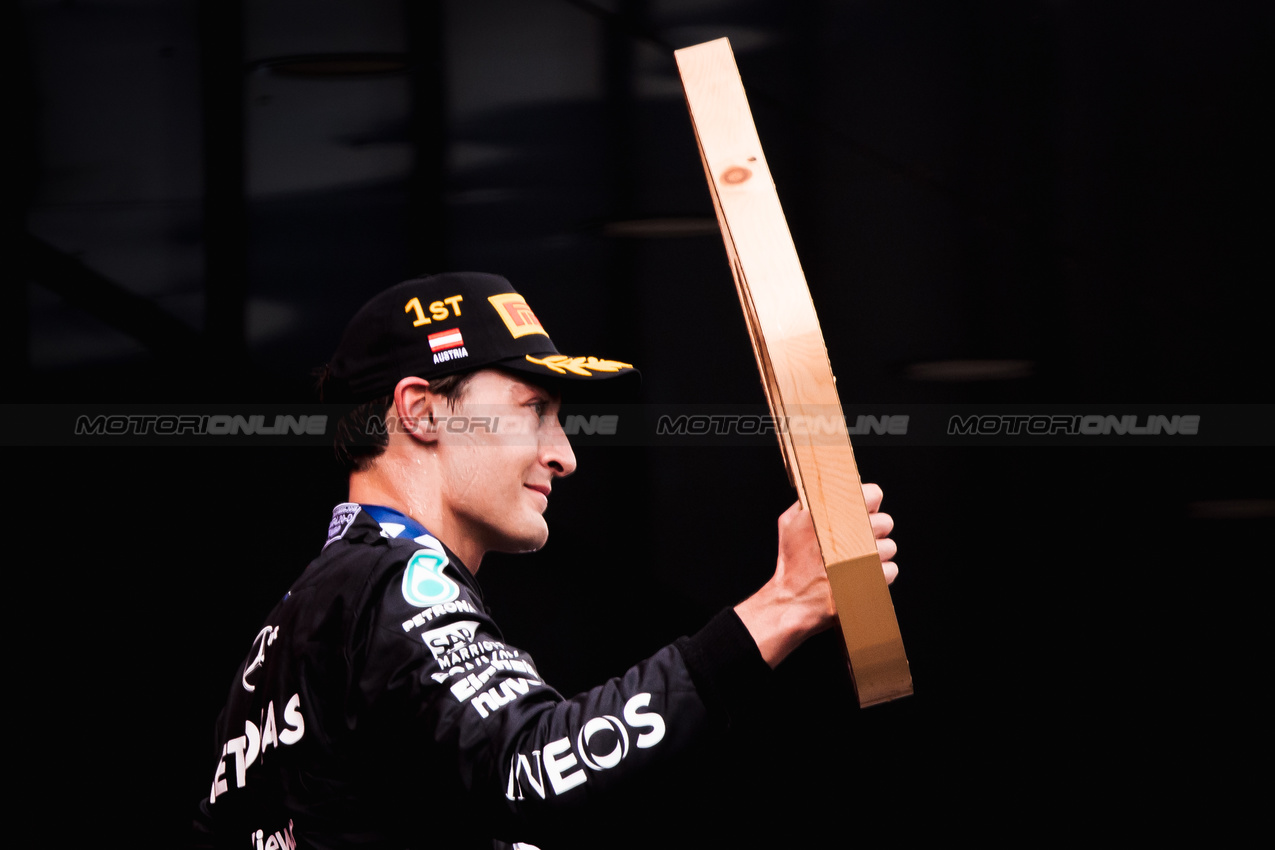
[869,510,894,539]
[862,482,884,513]
[780,500,804,522]
[777,501,816,552]
[876,536,897,564]
[881,561,898,585]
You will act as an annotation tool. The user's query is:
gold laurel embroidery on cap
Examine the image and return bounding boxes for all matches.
[524,355,634,376]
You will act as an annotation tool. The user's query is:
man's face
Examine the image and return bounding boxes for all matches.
[431,369,576,558]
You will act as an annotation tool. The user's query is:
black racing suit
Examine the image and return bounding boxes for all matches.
[193,503,771,849]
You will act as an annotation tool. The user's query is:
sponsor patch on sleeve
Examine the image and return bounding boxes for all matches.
[325,503,362,548]
[420,620,481,661]
[401,548,460,608]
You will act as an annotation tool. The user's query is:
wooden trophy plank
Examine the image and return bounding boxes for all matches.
[675,37,912,707]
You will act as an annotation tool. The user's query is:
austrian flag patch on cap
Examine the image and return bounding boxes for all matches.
[428,328,465,352]
[323,272,639,403]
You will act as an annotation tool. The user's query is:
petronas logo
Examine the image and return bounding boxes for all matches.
[401,549,459,607]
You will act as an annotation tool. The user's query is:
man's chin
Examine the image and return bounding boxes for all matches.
[497,523,550,555]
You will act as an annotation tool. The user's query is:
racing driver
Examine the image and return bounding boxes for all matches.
[193,271,899,849]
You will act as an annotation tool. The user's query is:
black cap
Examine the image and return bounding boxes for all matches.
[323,272,639,403]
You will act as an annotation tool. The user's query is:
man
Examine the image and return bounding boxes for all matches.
[194,272,898,849]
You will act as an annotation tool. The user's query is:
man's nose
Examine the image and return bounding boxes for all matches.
[543,418,577,477]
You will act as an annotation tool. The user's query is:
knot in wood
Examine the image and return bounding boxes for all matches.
[721,166,752,184]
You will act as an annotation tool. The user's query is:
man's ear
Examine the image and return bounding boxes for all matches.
[393,376,439,444]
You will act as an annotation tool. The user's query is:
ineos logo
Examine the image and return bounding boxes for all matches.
[241,626,279,693]
[506,693,667,801]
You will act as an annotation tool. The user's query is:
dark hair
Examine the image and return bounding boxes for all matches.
[315,366,476,473]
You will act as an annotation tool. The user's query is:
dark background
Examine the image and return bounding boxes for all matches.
[11,1,1270,846]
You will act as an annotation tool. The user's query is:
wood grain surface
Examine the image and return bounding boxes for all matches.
[676,37,912,706]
